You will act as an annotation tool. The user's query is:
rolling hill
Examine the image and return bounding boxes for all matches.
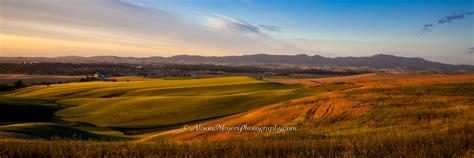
[1,54,472,70]
[152,74,474,143]
[0,73,473,157]
[3,76,313,134]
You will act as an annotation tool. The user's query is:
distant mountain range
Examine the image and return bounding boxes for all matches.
[1,54,473,70]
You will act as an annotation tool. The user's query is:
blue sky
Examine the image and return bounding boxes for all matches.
[1,0,473,64]
[132,0,472,41]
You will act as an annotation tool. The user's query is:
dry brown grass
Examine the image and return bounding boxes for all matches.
[1,130,472,157]
[267,73,474,88]
[145,73,474,158]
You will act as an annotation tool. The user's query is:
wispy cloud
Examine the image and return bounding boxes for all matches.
[205,14,260,34]
[438,13,463,24]
[419,11,473,34]
[259,25,281,32]
[0,0,306,57]
[421,24,434,32]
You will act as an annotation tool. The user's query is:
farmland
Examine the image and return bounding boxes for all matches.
[1,76,312,137]
[0,74,473,157]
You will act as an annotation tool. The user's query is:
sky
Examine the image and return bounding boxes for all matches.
[0,0,473,64]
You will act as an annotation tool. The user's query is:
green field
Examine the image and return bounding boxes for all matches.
[0,76,313,138]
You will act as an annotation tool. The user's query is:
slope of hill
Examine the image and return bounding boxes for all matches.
[150,74,474,143]
[3,76,313,133]
[131,73,472,157]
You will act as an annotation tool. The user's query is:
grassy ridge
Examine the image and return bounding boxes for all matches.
[149,80,474,156]
[56,89,303,128]
[7,76,266,98]
[3,76,312,131]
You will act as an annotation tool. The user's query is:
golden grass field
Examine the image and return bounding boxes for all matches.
[1,76,312,137]
[0,73,473,157]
